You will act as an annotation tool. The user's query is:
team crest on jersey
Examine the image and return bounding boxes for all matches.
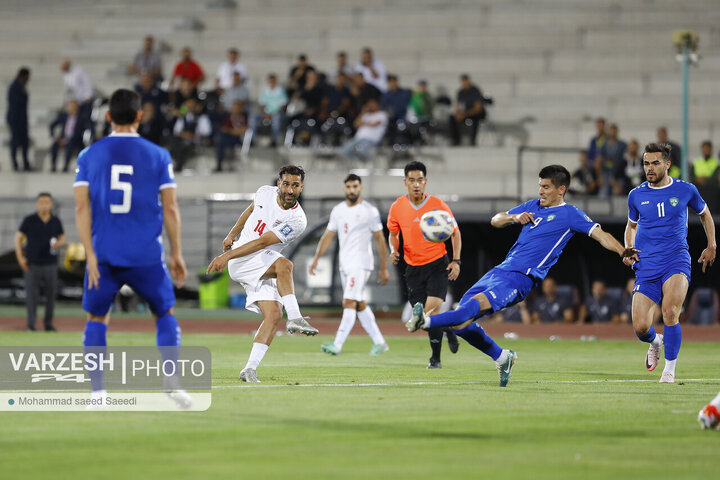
[669,197,678,207]
[280,225,293,237]
[547,214,556,221]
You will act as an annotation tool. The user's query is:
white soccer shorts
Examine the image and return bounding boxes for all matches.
[228,249,283,313]
[340,269,372,302]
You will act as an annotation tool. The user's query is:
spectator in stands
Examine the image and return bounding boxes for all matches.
[169,98,212,170]
[60,59,94,140]
[322,72,352,121]
[128,35,163,85]
[618,278,634,324]
[6,67,31,171]
[381,74,411,122]
[294,69,324,121]
[570,150,598,195]
[169,47,205,90]
[621,139,645,193]
[253,73,287,147]
[135,73,168,111]
[349,72,381,118]
[656,126,682,178]
[328,51,353,85]
[215,48,247,94]
[500,300,532,324]
[579,280,619,323]
[286,54,315,97]
[171,78,198,115]
[691,140,720,213]
[587,117,607,166]
[222,71,250,112]
[531,277,575,323]
[49,100,85,173]
[596,123,627,196]
[138,102,167,146]
[408,80,434,121]
[356,47,387,92]
[339,98,388,163]
[215,101,248,172]
[448,74,486,146]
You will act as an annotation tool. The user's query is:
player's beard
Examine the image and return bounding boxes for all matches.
[647,169,666,186]
[280,192,298,209]
[345,193,359,204]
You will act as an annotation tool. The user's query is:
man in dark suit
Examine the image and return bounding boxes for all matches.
[6,67,31,171]
[49,100,86,172]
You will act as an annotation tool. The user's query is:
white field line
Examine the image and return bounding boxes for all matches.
[213,378,720,389]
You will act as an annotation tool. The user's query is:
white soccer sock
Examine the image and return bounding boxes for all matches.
[651,333,663,347]
[663,358,676,375]
[710,392,720,408]
[334,308,357,349]
[245,342,269,370]
[281,294,302,320]
[357,307,385,345]
[495,349,509,365]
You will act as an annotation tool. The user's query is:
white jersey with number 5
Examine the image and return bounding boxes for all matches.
[327,200,383,272]
[232,185,307,254]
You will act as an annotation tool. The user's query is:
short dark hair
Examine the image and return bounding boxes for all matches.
[643,142,672,161]
[404,160,426,177]
[344,173,362,184]
[298,54,307,61]
[279,164,305,182]
[387,74,398,82]
[460,73,470,81]
[538,165,571,189]
[702,140,712,148]
[109,89,141,125]
[228,48,238,55]
[37,192,52,200]
[17,67,30,79]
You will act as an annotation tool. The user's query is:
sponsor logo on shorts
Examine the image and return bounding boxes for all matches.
[280,225,293,237]
[488,290,497,299]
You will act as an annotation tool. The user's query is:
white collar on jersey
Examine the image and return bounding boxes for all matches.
[647,177,674,189]
[542,201,566,208]
[109,131,139,137]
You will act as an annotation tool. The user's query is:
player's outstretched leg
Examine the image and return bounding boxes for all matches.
[454,322,516,387]
[407,297,483,332]
[698,391,720,430]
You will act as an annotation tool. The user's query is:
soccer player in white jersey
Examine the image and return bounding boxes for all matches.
[309,174,390,355]
[206,165,318,383]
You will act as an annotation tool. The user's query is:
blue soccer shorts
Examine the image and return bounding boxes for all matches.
[82,262,176,316]
[632,260,691,306]
[459,267,536,314]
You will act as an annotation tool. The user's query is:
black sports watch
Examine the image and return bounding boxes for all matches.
[450,259,461,265]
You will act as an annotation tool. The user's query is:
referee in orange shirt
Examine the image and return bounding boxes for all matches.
[388,161,461,368]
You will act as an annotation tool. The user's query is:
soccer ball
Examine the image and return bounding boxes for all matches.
[420,210,455,243]
[698,404,720,430]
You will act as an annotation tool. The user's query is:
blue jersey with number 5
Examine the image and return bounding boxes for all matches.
[73,132,176,266]
[627,178,706,274]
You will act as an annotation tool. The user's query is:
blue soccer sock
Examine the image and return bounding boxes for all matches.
[428,298,481,329]
[455,322,503,360]
[663,323,682,361]
[156,314,181,376]
[83,322,107,392]
[636,325,656,343]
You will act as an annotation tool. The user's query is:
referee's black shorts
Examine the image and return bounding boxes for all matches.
[404,255,449,306]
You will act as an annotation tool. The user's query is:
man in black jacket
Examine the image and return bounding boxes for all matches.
[6,67,31,171]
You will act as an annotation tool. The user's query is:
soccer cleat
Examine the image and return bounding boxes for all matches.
[427,358,442,369]
[698,404,720,430]
[239,368,260,383]
[496,350,517,387]
[645,334,663,371]
[406,302,430,332]
[286,316,319,336]
[166,389,193,409]
[659,371,675,383]
[446,329,459,354]
[321,342,341,355]
[369,343,389,356]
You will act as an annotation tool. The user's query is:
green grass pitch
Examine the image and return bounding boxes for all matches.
[0,330,718,479]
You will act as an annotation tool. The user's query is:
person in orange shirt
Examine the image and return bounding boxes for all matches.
[387,161,462,368]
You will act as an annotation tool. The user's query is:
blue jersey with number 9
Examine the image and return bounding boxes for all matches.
[73,132,176,266]
[627,178,706,274]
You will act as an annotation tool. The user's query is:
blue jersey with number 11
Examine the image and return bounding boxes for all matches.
[73,132,176,267]
[627,178,706,274]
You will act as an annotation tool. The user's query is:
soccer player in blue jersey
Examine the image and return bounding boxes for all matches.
[74,89,189,406]
[406,165,637,386]
[623,143,715,383]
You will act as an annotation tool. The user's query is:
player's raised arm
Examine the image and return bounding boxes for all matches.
[223,202,254,252]
[697,206,716,272]
[490,210,535,228]
[373,230,390,284]
[74,185,100,290]
[590,226,639,258]
[309,229,337,275]
[161,187,187,288]
[207,231,282,274]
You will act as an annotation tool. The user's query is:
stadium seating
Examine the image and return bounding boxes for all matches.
[685,288,720,326]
